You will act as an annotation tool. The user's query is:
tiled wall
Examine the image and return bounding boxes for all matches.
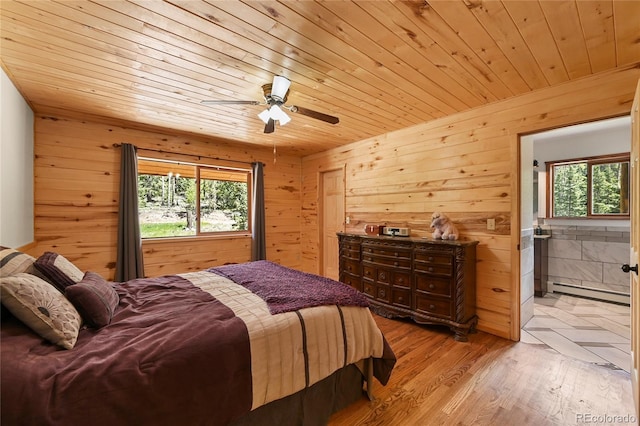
[541,224,631,295]
[520,228,535,325]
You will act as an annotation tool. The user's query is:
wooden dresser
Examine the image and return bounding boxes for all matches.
[338,233,478,341]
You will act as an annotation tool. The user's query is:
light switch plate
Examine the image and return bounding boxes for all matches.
[487,218,496,230]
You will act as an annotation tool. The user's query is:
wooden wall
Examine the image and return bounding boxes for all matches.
[29,116,302,279]
[301,64,640,340]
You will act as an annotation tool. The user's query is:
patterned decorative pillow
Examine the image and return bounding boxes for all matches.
[1,248,40,277]
[0,273,82,349]
[66,271,119,328]
[34,252,84,292]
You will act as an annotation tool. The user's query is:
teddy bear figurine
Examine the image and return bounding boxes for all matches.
[430,211,459,240]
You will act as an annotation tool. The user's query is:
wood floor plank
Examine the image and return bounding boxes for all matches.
[329,315,637,425]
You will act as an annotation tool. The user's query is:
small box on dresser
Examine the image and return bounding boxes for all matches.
[337,233,478,341]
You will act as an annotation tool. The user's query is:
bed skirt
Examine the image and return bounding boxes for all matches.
[230,363,365,426]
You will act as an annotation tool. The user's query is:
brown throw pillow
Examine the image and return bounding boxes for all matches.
[0,273,82,349]
[65,271,119,329]
[34,252,84,292]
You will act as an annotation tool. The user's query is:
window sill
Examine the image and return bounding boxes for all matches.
[142,233,251,244]
[544,218,630,227]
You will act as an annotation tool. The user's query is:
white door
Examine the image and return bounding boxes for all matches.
[629,79,640,417]
[320,169,345,280]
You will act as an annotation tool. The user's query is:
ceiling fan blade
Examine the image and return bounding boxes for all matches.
[264,118,275,134]
[200,100,260,105]
[290,106,339,125]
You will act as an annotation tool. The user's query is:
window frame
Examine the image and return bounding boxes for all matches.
[546,152,630,219]
[137,156,252,240]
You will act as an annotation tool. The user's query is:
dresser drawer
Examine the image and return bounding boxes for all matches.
[393,271,411,288]
[392,288,411,308]
[340,248,360,260]
[362,263,411,288]
[363,279,375,298]
[362,242,412,259]
[415,275,451,297]
[363,264,375,281]
[414,247,454,264]
[341,273,361,291]
[341,259,361,276]
[375,284,392,304]
[415,295,452,319]
[362,280,392,304]
[341,240,361,252]
[362,254,411,269]
[414,262,452,277]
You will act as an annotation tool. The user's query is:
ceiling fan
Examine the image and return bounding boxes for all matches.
[201,76,339,134]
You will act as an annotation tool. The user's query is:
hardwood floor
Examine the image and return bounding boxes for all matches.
[330,315,638,425]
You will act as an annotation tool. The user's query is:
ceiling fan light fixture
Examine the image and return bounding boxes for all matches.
[258,105,291,126]
[270,104,291,125]
[271,75,291,100]
[258,108,271,124]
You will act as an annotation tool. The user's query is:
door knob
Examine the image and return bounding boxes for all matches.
[621,263,638,275]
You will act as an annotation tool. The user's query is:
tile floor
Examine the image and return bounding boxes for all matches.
[522,292,632,373]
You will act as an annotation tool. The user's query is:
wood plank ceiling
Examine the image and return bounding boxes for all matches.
[1,0,639,156]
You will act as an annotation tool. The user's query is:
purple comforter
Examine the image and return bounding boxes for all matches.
[1,275,252,426]
[210,260,369,314]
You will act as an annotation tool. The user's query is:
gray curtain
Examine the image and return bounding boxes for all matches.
[115,143,144,281]
[251,162,266,261]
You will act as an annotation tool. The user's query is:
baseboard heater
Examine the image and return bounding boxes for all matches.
[548,281,630,305]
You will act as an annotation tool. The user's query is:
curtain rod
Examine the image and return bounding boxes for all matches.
[113,143,264,167]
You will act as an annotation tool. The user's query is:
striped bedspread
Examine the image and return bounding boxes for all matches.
[184,269,394,410]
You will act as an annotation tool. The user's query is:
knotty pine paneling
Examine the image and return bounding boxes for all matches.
[29,116,302,279]
[301,64,640,340]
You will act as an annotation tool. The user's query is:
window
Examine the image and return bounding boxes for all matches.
[547,153,630,218]
[137,158,250,238]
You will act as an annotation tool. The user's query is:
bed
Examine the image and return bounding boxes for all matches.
[0,249,396,426]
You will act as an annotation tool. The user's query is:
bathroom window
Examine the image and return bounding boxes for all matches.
[548,153,630,218]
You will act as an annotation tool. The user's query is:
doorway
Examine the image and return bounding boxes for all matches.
[519,116,633,371]
[319,168,345,280]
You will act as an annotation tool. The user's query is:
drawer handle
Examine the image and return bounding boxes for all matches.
[428,256,434,261]
[398,296,404,302]
[398,278,404,284]
[429,304,435,310]
[429,284,435,289]
[365,271,371,276]
[379,290,386,297]
[394,252,399,257]
[428,267,434,272]
[394,261,399,266]
[380,272,386,280]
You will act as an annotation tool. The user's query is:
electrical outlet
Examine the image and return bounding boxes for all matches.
[487,218,496,230]
[345,216,350,224]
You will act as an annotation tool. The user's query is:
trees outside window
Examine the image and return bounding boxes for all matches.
[548,153,630,219]
[137,158,250,238]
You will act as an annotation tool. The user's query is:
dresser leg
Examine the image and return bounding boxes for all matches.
[453,328,469,342]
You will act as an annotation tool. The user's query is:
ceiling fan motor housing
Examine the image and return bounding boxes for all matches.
[262,83,288,106]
